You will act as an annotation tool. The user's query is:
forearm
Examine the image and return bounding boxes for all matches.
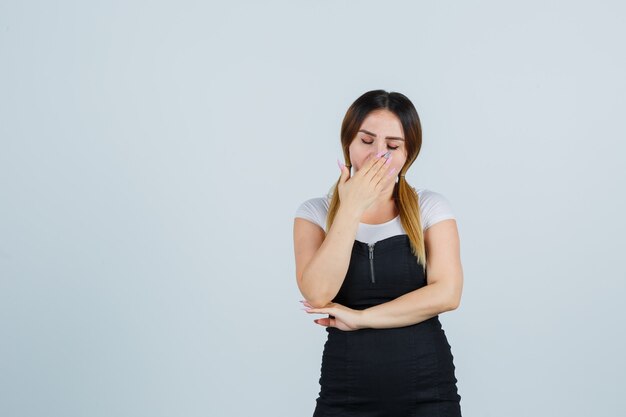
[300,204,363,307]
[361,282,458,329]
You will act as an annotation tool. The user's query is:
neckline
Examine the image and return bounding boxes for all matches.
[354,234,409,251]
[359,214,400,227]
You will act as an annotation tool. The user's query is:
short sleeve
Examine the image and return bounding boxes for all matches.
[294,198,327,230]
[419,190,456,231]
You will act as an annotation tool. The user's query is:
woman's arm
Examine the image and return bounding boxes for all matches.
[294,203,363,308]
[361,219,464,329]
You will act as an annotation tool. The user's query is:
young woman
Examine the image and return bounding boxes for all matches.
[293,90,464,416]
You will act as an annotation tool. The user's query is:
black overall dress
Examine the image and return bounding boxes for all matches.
[313,234,462,417]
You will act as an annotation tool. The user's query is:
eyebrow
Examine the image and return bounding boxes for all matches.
[358,129,405,141]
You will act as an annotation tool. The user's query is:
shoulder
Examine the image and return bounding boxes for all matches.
[294,195,330,214]
[414,187,451,206]
[411,186,456,231]
[294,195,331,230]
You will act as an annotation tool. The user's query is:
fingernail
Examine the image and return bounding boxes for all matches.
[383,151,391,159]
[387,167,397,177]
[384,156,393,165]
[376,150,385,157]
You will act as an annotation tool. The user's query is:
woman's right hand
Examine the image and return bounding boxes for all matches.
[337,153,397,214]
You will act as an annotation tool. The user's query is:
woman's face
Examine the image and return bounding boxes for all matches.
[348,109,407,175]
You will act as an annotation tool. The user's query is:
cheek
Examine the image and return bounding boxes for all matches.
[390,152,406,168]
[349,147,370,168]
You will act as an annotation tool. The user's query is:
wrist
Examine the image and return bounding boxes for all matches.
[337,203,364,223]
[358,308,373,330]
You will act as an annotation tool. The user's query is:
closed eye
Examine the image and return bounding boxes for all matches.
[361,139,399,150]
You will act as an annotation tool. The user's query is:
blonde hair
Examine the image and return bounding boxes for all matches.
[324,90,427,272]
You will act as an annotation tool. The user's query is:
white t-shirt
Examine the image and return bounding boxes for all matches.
[294,187,456,244]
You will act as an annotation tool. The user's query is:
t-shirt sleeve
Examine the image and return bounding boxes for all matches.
[419,190,456,231]
[294,198,326,230]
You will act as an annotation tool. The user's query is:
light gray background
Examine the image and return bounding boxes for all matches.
[1,1,625,416]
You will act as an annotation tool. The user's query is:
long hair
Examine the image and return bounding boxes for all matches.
[325,90,427,272]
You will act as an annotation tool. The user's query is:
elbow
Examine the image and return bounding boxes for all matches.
[446,292,462,311]
[307,295,334,308]
[446,298,461,311]
[299,292,332,308]
[444,272,463,311]
[299,272,333,308]
[442,286,462,312]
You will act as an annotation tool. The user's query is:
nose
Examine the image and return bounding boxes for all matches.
[374,149,388,158]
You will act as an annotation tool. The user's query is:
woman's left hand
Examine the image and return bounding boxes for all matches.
[301,300,367,331]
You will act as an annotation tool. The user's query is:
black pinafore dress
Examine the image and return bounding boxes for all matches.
[313,234,462,417]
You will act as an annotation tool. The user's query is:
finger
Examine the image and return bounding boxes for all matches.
[373,159,395,187]
[337,159,350,182]
[381,167,398,185]
[339,162,350,184]
[374,167,397,189]
[363,152,391,180]
[355,152,384,178]
[309,308,336,316]
[305,308,328,314]
[316,317,335,328]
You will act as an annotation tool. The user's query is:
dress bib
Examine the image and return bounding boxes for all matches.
[313,234,462,417]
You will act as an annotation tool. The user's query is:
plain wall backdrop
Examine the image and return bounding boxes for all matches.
[1,1,625,416]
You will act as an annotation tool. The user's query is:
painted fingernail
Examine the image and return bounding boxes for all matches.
[384,156,393,165]
[387,167,397,177]
[337,158,345,171]
[383,151,391,159]
[376,150,386,157]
